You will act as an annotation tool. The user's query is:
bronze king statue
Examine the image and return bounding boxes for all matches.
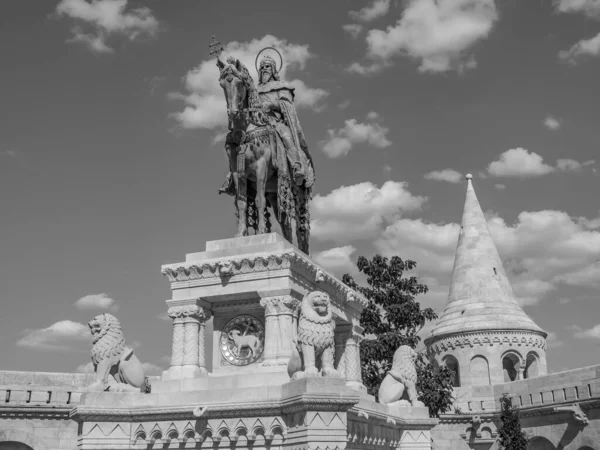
[212,37,314,254]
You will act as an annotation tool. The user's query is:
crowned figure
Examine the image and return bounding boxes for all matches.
[219,52,314,195]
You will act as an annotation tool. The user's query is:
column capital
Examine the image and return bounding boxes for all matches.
[260,296,299,316]
[168,305,212,321]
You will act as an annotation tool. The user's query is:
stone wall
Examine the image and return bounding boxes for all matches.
[432,365,600,450]
[0,371,95,450]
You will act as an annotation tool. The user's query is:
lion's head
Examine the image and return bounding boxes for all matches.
[391,345,418,382]
[302,291,332,320]
[89,313,126,364]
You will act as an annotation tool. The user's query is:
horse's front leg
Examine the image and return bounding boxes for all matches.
[234,149,248,237]
[255,153,268,234]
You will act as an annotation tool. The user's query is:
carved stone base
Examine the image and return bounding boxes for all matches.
[162,365,207,381]
[346,380,368,392]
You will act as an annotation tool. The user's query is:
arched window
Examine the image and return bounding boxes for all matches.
[524,352,539,379]
[502,352,521,382]
[443,355,460,387]
[470,355,491,386]
[0,443,35,450]
[528,436,556,450]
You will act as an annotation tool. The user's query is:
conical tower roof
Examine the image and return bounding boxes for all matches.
[428,174,545,340]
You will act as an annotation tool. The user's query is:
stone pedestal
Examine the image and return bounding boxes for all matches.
[160,233,368,382]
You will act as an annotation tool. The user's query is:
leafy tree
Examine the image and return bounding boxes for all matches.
[497,394,528,450]
[343,254,455,417]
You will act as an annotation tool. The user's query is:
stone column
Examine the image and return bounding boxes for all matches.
[169,307,185,367]
[163,305,211,380]
[344,324,366,392]
[260,295,299,367]
[334,324,351,378]
[198,312,211,372]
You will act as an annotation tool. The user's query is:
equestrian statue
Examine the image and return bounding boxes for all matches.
[211,38,314,254]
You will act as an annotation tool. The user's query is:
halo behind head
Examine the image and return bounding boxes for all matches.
[255,47,283,74]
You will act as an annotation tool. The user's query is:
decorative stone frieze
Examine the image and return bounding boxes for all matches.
[161,251,368,308]
[427,330,547,354]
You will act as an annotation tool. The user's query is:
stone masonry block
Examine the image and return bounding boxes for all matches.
[9,390,28,403]
[30,390,51,404]
[564,387,579,401]
[541,391,554,404]
[589,381,600,396]
[53,391,71,404]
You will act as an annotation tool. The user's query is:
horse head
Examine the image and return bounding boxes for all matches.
[218,57,252,120]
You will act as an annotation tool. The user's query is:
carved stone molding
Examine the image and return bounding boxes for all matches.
[161,251,368,308]
[70,394,360,423]
[260,296,299,316]
[427,330,547,354]
[0,406,71,420]
[553,403,589,426]
[168,305,211,322]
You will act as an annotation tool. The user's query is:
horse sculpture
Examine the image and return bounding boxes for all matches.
[217,56,310,253]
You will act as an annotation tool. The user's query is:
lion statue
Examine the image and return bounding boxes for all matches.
[378,345,424,407]
[287,291,341,380]
[84,313,147,393]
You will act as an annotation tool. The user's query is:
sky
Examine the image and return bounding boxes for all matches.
[1,0,599,377]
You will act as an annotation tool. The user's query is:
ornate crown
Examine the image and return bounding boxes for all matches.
[260,55,277,69]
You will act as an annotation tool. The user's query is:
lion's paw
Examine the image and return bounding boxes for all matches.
[321,367,341,378]
[291,371,307,381]
[412,400,425,408]
[304,367,320,378]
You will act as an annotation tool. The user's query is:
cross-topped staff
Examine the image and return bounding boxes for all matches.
[208,34,224,58]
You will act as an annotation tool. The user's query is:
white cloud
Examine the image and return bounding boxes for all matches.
[55,0,159,54]
[486,148,594,178]
[546,331,564,348]
[0,150,17,158]
[556,0,600,19]
[142,362,164,376]
[320,113,391,158]
[338,99,351,109]
[355,0,498,73]
[560,32,600,61]
[74,293,118,311]
[487,148,555,178]
[171,35,326,130]
[346,61,388,75]
[573,324,600,340]
[350,0,391,22]
[544,115,561,130]
[312,245,357,276]
[311,181,426,243]
[157,312,170,321]
[556,158,595,172]
[343,24,364,39]
[17,320,90,351]
[75,361,94,373]
[556,0,600,61]
[494,184,506,190]
[424,169,462,183]
[211,131,228,147]
[289,79,329,112]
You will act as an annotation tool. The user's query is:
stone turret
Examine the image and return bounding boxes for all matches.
[425,174,547,387]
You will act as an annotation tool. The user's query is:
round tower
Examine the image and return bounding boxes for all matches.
[425,174,547,387]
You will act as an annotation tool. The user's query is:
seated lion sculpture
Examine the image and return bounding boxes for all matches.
[84,313,147,393]
[378,345,425,407]
[287,291,341,379]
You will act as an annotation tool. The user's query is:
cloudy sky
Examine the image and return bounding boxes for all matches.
[1,0,599,376]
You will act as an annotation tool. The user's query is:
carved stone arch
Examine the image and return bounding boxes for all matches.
[524,351,540,379]
[501,349,523,382]
[0,429,50,450]
[442,354,461,387]
[480,426,492,439]
[470,354,491,385]
[528,436,557,450]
